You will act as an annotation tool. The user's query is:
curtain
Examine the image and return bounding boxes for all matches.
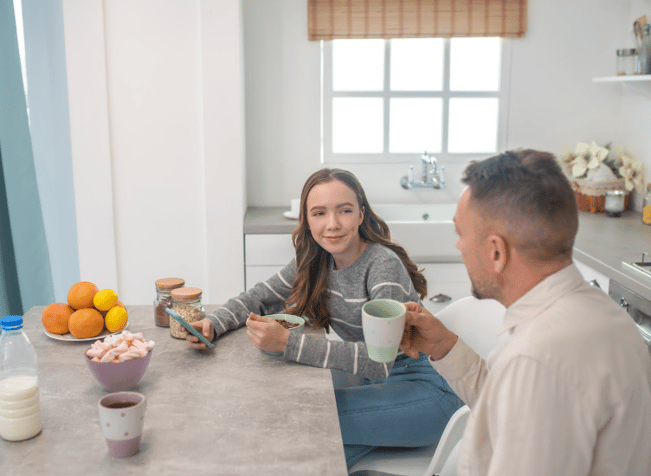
[0,144,23,316]
[308,0,527,40]
[0,0,54,315]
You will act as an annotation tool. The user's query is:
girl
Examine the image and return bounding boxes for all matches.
[186,168,461,467]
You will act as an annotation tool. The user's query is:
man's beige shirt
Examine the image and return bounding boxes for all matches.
[432,263,651,475]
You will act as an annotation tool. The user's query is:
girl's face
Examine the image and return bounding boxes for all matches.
[305,179,365,269]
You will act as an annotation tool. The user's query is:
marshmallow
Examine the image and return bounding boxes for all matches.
[88,331,151,363]
[86,348,103,359]
[113,342,129,354]
[132,339,146,350]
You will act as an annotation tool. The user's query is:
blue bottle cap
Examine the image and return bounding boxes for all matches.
[0,315,23,330]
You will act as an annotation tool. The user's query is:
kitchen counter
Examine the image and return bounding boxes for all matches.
[244,206,651,300]
[0,305,347,476]
[245,206,298,234]
[573,210,651,301]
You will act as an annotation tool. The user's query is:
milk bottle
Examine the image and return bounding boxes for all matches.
[0,315,42,441]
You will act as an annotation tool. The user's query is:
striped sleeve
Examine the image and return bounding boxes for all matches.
[205,260,297,339]
[284,332,391,381]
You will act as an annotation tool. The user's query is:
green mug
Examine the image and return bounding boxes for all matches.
[362,299,406,363]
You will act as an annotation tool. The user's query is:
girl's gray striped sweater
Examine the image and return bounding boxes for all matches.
[206,243,421,380]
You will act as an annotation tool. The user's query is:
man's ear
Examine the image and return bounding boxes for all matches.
[486,233,508,273]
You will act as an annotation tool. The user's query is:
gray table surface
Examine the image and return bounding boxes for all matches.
[0,305,348,476]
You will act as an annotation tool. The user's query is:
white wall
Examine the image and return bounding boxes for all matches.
[61,0,245,305]
[243,0,651,209]
[53,0,650,305]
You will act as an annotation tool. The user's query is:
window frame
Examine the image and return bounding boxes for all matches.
[321,38,511,164]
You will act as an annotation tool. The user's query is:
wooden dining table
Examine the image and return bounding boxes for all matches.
[0,305,348,475]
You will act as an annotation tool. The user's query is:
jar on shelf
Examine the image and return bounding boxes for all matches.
[170,287,205,339]
[154,278,186,327]
[642,183,651,226]
[637,24,651,74]
[617,48,638,75]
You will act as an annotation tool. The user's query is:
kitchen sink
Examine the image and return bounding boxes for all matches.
[372,203,459,262]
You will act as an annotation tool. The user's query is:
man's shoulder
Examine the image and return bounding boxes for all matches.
[510,287,633,349]
[496,286,649,391]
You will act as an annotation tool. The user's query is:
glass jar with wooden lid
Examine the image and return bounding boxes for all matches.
[170,287,205,339]
[154,278,186,327]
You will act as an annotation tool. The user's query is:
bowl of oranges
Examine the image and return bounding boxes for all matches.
[41,282,129,341]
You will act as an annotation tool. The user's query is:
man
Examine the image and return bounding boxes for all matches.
[401,149,651,475]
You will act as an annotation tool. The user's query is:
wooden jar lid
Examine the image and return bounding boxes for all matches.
[171,286,203,301]
[155,278,186,290]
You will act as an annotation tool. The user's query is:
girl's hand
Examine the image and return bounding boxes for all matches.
[246,313,290,353]
[186,318,215,350]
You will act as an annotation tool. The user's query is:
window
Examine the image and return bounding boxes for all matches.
[321,38,509,164]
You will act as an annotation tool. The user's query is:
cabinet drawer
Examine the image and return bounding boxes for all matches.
[245,265,285,291]
[245,234,294,266]
[418,263,469,283]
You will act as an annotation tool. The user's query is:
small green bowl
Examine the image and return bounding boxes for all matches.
[263,314,305,356]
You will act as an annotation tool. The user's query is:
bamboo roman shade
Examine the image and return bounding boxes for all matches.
[308,0,527,40]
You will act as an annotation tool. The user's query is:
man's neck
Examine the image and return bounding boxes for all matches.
[500,257,573,308]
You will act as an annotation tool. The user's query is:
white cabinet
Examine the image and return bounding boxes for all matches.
[418,262,471,316]
[244,234,294,290]
[574,259,610,293]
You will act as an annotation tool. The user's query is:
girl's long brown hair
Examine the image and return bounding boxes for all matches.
[285,168,427,331]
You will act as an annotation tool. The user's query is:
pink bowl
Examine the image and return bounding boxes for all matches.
[85,349,153,392]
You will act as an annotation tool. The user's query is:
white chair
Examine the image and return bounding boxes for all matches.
[347,296,506,476]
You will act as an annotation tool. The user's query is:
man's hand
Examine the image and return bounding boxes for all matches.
[401,302,458,360]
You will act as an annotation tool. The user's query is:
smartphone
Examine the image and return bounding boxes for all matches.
[165,308,214,348]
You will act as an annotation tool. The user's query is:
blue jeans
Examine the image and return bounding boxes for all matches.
[335,353,462,468]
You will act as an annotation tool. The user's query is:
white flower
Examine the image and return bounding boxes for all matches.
[570,141,609,177]
[618,153,645,192]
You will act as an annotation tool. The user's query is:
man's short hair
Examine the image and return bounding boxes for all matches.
[461,149,578,262]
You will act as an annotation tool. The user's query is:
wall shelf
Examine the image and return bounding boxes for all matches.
[593,75,651,97]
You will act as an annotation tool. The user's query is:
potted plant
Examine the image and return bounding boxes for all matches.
[558,141,645,213]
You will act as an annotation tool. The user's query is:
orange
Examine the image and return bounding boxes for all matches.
[41,303,74,334]
[68,308,104,339]
[67,281,99,310]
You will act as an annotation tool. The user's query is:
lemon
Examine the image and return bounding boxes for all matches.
[105,306,128,332]
[93,289,118,311]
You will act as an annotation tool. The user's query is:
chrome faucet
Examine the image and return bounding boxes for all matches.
[400,152,445,189]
